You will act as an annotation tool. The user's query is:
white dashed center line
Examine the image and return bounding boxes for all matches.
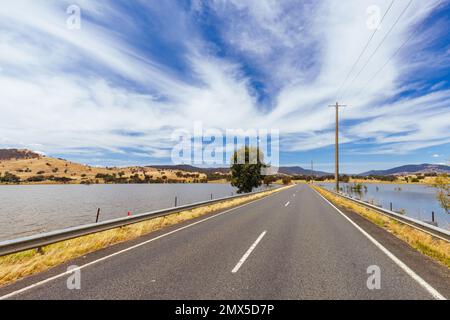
[232,231,267,273]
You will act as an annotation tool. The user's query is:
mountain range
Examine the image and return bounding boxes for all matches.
[151,164,449,176]
[360,164,450,176]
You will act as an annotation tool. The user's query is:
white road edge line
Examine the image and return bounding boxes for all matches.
[0,192,282,300]
[312,188,446,301]
[232,231,267,273]
[285,201,290,207]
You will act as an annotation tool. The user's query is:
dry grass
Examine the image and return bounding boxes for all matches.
[313,186,450,268]
[0,155,206,184]
[207,179,229,184]
[0,186,290,287]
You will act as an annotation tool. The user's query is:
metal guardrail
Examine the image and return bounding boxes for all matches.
[325,189,450,242]
[0,188,278,257]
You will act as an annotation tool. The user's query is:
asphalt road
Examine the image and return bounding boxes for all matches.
[1,184,449,300]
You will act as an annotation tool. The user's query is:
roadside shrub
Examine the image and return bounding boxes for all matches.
[264,175,277,186]
[51,177,73,183]
[282,176,292,185]
[26,175,46,182]
[0,172,21,183]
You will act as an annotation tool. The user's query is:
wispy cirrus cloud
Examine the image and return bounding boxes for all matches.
[0,0,448,169]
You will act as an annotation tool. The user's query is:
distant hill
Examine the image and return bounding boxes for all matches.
[360,164,450,176]
[0,149,206,184]
[4,149,446,182]
[277,166,330,177]
[149,165,230,174]
[0,149,41,161]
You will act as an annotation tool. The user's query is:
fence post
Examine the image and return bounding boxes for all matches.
[211,194,213,200]
[95,208,101,223]
[175,196,178,207]
[390,202,393,211]
[432,211,435,223]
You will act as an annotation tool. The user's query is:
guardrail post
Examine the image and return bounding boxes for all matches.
[432,211,435,223]
[175,196,177,207]
[95,208,101,223]
[390,202,393,211]
[211,194,213,200]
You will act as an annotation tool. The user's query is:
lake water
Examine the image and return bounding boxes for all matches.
[0,184,271,242]
[318,183,450,230]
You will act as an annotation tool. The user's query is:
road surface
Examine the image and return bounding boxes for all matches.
[1,184,449,300]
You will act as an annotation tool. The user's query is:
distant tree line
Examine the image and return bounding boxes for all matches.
[289,174,401,182]
[0,171,209,185]
[0,172,74,184]
[175,171,203,179]
[94,173,207,184]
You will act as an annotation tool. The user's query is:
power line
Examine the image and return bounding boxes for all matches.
[352,0,444,100]
[352,27,418,100]
[335,0,395,100]
[341,0,413,100]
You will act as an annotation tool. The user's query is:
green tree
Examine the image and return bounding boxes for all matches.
[433,174,449,214]
[230,146,266,193]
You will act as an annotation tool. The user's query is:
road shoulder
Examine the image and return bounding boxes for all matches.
[317,191,450,299]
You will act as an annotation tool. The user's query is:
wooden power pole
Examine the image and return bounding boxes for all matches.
[329,102,346,192]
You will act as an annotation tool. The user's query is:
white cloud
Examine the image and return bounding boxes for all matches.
[0,0,448,163]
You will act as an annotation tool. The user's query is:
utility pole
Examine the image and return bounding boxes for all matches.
[329,102,346,192]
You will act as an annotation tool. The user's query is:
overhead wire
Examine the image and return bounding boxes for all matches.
[335,0,396,100]
[340,0,414,101]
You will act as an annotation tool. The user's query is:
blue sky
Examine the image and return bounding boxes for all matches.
[0,0,449,173]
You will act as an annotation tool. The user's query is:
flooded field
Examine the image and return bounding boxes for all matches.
[318,183,449,230]
[0,184,271,241]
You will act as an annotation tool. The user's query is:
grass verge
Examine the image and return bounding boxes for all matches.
[0,186,290,287]
[313,186,450,268]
